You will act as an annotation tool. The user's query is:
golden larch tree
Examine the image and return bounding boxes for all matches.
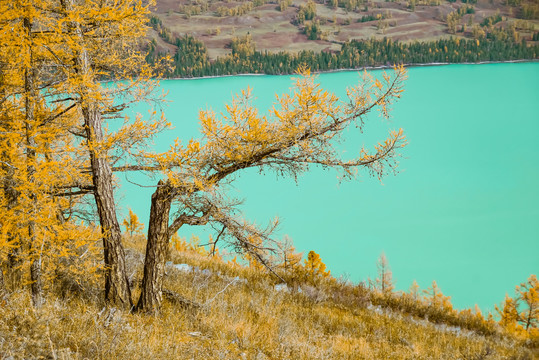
[497,274,539,340]
[304,250,331,280]
[409,280,420,300]
[52,0,168,308]
[0,0,167,308]
[2,0,408,314]
[0,0,102,305]
[517,274,539,332]
[277,236,303,276]
[135,66,407,312]
[423,280,453,312]
[123,209,145,238]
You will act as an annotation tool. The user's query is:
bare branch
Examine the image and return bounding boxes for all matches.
[112,165,163,172]
[168,205,213,238]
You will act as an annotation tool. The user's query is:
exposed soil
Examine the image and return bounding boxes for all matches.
[149,0,539,59]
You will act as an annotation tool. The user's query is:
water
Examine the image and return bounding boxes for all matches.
[117,63,539,313]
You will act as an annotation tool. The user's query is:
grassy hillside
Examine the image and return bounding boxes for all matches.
[147,0,539,61]
[1,2,537,358]
[144,0,539,77]
[0,235,536,359]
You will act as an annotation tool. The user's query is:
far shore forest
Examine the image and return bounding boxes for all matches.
[145,0,539,77]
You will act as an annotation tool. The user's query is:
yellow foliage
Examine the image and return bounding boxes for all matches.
[423,280,454,313]
[122,208,144,237]
[304,250,331,280]
[2,0,411,320]
[496,274,539,340]
[0,0,168,305]
[171,233,209,256]
[160,65,407,193]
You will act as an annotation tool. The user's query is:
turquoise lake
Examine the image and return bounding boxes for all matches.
[119,63,539,313]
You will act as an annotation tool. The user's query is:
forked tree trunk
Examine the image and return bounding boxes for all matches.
[63,0,132,308]
[135,180,173,313]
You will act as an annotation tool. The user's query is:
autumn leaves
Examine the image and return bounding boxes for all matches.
[1,0,411,313]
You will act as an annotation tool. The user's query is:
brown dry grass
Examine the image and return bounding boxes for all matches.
[0,236,536,359]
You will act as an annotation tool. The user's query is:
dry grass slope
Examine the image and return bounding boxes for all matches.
[0,236,536,359]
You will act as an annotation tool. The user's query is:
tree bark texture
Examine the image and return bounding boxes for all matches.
[6,249,21,289]
[84,103,133,308]
[2,147,21,288]
[0,266,6,300]
[135,180,173,312]
[64,0,132,308]
[24,16,43,308]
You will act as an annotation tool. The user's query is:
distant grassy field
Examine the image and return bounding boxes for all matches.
[149,0,539,60]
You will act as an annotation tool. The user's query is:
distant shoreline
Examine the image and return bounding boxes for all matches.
[161,59,538,81]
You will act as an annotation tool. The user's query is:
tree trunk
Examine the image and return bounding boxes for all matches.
[135,180,173,313]
[0,63,22,289]
[24,17,43,308]
[84,103,133,308]
[6,241,22,290]
[0,266,6,300]
[62,0,133,309]
[2,139,21,289]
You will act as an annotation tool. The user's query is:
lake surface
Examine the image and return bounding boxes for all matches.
[119,63,539,313]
